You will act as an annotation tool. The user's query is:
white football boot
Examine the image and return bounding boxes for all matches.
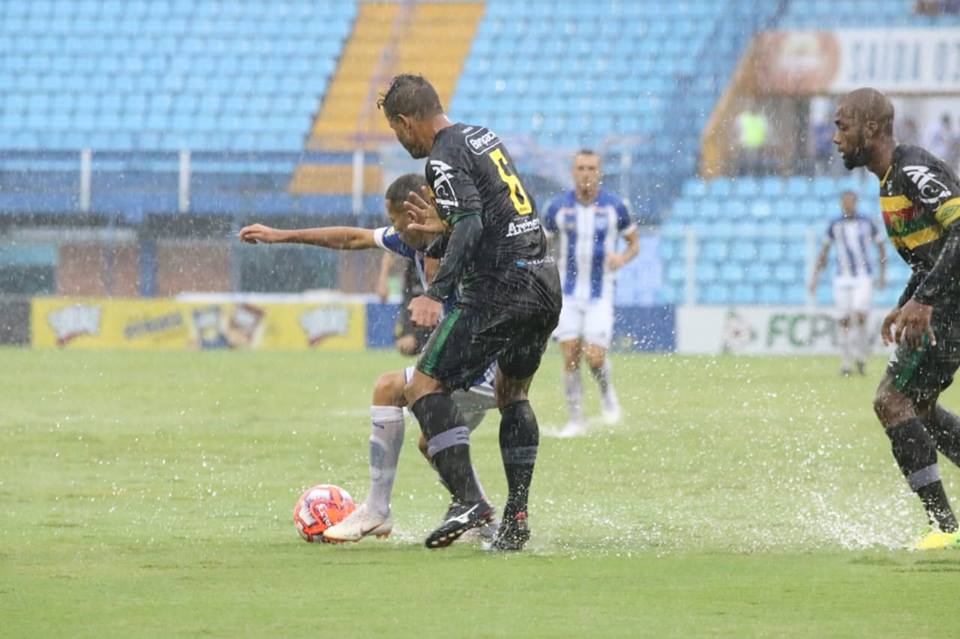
[323,503,393,543]
[601,391,622,426]
[555,420,588,438]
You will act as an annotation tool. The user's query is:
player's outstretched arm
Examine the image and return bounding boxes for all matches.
[238,223,377,250]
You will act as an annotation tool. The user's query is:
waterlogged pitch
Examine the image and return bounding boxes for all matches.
[3,349,960,638]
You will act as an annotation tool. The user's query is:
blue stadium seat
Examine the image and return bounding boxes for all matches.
[0,0,354,152]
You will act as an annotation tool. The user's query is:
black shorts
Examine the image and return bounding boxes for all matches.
[416,303,560,391]
[888,307,960,403]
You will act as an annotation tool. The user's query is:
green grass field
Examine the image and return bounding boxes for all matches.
[3,348,960,638]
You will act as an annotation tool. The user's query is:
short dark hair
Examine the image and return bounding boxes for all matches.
[385,173,427,207]
[377,74,443,120]
[841,190,857,199]
[576,148,598,157]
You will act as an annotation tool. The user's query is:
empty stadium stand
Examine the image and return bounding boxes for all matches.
[0,0,352,152]
[659,175,912,307]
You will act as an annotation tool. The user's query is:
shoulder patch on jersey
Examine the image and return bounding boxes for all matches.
[465,127,501,156]
[903,165,953,205]
[429,159,460,208]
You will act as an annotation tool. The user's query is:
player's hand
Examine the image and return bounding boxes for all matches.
[395,334,419,356]
[239,223,282,244]
[605,253,629,271]
[404,186,447,234]
[894,299,936,350]
[408,295,442,328]
[880,306,900,346]
[877,275,886,290]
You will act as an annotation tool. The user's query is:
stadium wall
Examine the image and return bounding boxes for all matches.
[16,296,676,353]
[10,296,896,356]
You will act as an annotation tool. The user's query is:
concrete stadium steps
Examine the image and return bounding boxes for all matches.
[307,2,484,151]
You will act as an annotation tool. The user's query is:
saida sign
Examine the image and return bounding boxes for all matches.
[677,306,892,355]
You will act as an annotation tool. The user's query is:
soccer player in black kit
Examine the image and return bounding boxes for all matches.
[835,87,960,549]
[378,74,562,550]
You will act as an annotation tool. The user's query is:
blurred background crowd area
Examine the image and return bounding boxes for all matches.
[2,0,960,314]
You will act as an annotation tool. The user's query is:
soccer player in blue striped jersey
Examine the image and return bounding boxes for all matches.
[543,150,639,437]
[809,190,887,376]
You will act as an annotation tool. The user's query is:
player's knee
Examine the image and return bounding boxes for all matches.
[585,353,605,370]
[403,372,443,406]
[373,371,406,406]
[873,386,911,427]
[496,380,530,409]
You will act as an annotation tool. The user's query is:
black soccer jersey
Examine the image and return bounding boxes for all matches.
[880,145,960,272]
[423,123,559,311]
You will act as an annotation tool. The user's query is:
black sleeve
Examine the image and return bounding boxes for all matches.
[898,270,925,308]
[424,213,483,302]
[424,234,449,259]
[913,225,960,305]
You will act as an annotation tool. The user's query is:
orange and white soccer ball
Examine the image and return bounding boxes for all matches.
[293,484,356,543]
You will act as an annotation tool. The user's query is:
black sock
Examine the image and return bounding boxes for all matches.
[499,400,539,520]
[928,406,960,468]
[411,393,483,505]
[886,418,958,533]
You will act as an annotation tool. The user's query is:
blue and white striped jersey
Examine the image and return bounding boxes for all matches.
[373,226,456,314]
[823,214,883,278]
[542,190,635,301]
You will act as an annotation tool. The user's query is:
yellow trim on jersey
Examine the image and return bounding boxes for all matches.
[880,165,893,188]
[935,197,960,228]
[892,226,942,250]
[880,195,912,212]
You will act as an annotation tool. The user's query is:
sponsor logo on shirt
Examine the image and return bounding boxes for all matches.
[465,128,500,155]
[428,159,459,208]
[904,165,952,205]
[506,217,541,237]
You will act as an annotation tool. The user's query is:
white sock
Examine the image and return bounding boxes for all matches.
[367,405,404,516]
[563,370,583,423]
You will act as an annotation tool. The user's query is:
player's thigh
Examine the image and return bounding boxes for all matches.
[851,278,873,316]
[582,300,614,350]
[553,297,586,343]
[885,309,960,408]
[833,279,855,317]
[417,307,505,392]
[497,312,558,384]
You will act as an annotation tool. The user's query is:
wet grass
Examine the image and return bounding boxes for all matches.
[2,348,960,637]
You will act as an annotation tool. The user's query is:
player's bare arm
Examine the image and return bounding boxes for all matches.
[376,252,395,302]
[807,243,831,296]
[239,223,377,250]
[605,227,640,271]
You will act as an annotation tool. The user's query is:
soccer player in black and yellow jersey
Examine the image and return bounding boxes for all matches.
[378,74,562,550]
[835,87,960,550]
